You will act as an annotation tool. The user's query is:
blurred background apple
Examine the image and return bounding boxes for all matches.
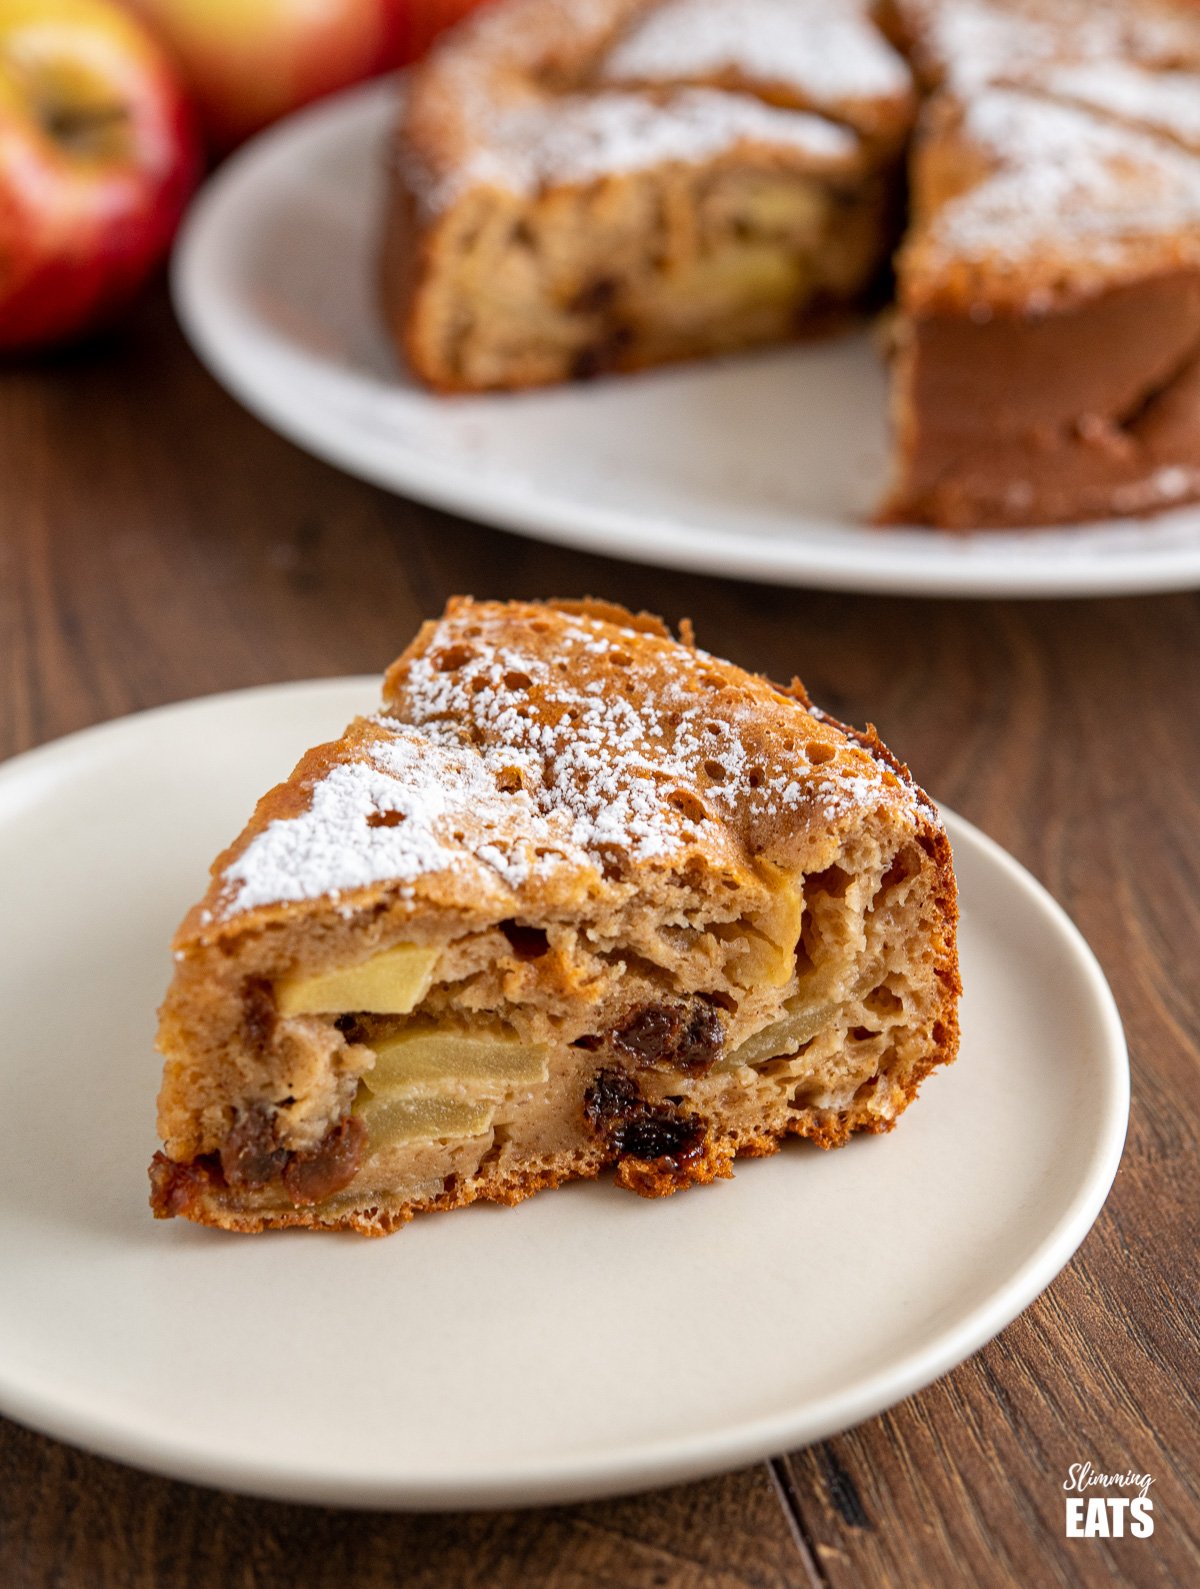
[0,0,201,348]
[122,0,492,152]
[0,0,491,350]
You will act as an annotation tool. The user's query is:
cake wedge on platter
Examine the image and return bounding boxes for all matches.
[150,599,960,1234]
[385,0,915,392]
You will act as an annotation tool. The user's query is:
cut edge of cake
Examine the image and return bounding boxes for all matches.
[880,83,1200,527]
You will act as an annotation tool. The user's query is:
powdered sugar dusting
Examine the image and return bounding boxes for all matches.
[217,609,914,917]
[392,608,902,860]
[423,87,855,212]
[927,88,1200,268]
[1041,62,1200,152]
[898,0,1200,92]
[601,0,911,109]
[223,729,553,912]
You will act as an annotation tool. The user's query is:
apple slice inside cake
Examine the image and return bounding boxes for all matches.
[150,598,960,1234]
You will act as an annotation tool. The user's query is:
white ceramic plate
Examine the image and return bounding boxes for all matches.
[0,680,1127,1509]
[172,80,1200,599]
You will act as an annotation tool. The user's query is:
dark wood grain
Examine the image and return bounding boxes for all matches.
[1,292,1197,1589]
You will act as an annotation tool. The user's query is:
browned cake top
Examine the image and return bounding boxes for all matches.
[400,0,913,219]
[401,0,1200,313]
[181,600,932,944]
[1035,62,1200,156]
[900,84,1200,311]
[890,0,1200,91]
[598,0,914,138]
[887,0,1200,308]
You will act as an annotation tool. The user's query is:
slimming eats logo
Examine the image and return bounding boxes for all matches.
[1063,1463,1154,1538]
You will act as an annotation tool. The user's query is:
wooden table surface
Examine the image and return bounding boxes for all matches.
[1,293,1198,1589]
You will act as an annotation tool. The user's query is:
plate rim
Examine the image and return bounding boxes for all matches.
[170,78,1200,602]
[0,681,1131,1509]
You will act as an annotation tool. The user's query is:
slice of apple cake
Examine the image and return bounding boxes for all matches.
[150,599,960,1234]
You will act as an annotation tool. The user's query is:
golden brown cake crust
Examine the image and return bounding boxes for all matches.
[176,597,939,950]
[397,0,914,215]
[152,598,960,1235]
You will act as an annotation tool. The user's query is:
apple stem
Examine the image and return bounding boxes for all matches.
[40,102,128,153]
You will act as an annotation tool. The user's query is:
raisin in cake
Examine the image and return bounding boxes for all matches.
[150,599,960,1235]
[384,0,1200,530]
[384,0,915,391]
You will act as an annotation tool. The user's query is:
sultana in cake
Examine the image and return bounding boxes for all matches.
[150,599,960,1235]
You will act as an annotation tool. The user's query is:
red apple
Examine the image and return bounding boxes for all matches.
[0,0,201,349]
[122,0,492,152]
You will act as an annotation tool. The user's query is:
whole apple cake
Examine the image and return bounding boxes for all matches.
[150,598,960,1234]
[383,0,1200,529]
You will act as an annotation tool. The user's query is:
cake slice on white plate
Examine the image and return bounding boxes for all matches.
[151,598,960,1234]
